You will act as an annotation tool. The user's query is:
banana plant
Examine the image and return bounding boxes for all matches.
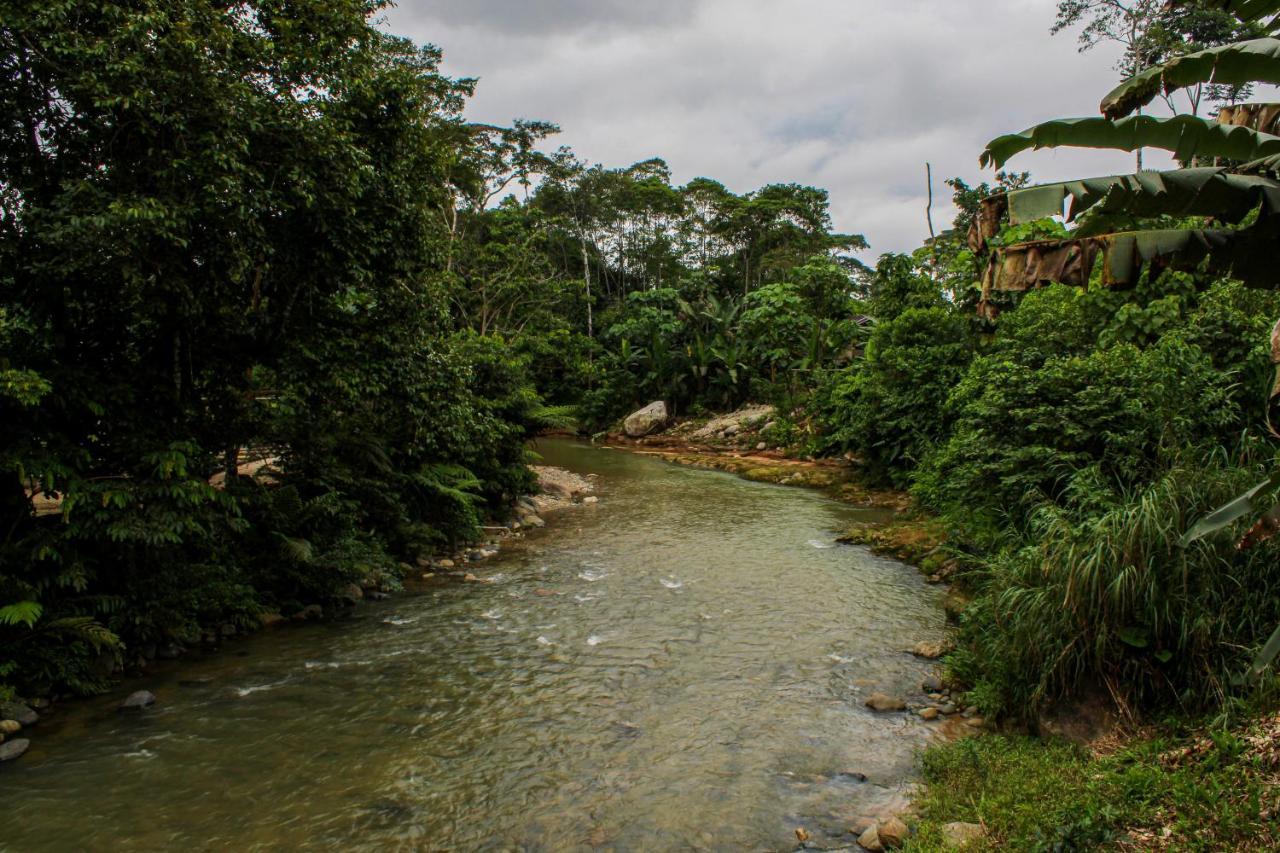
[975,0,1280,674]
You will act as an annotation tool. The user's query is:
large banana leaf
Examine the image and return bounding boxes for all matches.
[981,114,1280,170]
[1101,38,1280,118]
[1004,168,1280,225]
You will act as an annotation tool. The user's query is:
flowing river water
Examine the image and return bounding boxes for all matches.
[2,440,947,851]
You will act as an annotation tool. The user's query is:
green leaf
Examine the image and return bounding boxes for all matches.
[1179,472,1280,546]
[980,114,1280,171]
[1250,621,1280,676]
[1102,37,1280,118]
[1118,626,1151,649]
[0,601,44,628]
[1004,168,1280,227]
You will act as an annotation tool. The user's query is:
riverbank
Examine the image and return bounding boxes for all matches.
[0,464,599,768]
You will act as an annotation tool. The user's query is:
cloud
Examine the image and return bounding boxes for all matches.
[406,0,696,35]
[384,0,1170,256]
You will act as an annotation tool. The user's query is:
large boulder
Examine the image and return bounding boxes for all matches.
[623,401,669,438]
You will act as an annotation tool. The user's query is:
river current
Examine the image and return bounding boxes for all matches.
[2,440,946,851]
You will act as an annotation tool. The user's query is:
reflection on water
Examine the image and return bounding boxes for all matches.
[3,440,946,851]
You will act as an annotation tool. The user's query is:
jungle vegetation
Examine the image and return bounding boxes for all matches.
[4,0,1280,775]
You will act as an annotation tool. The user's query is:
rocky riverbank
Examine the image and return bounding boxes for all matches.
[0,463,599,768]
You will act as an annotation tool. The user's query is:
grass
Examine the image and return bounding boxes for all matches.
[906,714,1280,851]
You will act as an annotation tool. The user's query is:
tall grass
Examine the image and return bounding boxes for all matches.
[951,455,1280,718]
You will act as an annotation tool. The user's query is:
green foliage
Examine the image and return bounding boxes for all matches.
[911,720,1280,851]
[948,458,1280,716]
[0,0,550,698]
[819,306,973,483]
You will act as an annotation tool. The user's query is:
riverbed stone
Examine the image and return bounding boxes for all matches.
[623,401,669,438]
[857,824,883,851]
[0,702,37,727]
[865,693,907,712]
[912,640,952,660]
[918,707,940,721]
[878,817,910,847]
[295,604,323,621]
[0,719,20,735]
[921,674,944,692]
[120,690,155,710]
[941,821,985,847]
[0,738,30,762]
[437,559,455,569]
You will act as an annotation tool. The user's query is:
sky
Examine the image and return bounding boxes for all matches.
[382,0,1174,257]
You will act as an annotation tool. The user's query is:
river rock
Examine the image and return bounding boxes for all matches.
[865,693,907,712]
[295,604,323,621]
[0,719,20,735]
[756,442,767,451]
[918,707,940,721]
[623,401,669,438]
[0,702,37,727]
[340,583,364,604]
[522,514,545,528]
[0,738,30,762]
[921,675,944,693]
[367,591,390,601]
[878,817,910,848]
[857,824,883,851]
[941,821,985,847]
[582,496,598,505]
[437,559,455,569]
[120,690,155,710]
[912,640,952,660]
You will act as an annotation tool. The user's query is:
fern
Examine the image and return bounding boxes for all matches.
[0,601,43,628]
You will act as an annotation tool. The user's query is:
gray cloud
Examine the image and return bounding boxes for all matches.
[385,0,1174,256]
[405,0,697,34]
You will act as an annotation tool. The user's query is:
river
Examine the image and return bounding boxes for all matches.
[1,440,947,851]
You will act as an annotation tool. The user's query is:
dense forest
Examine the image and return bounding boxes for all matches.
[5,2,1280,839]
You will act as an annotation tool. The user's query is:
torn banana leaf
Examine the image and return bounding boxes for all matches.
[1005,168,1280,226]
[981,114,1280,171]
[1101,38,1280,119]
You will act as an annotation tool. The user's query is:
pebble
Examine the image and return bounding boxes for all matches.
[582,496,599,505]
[965,716,986,728]
[918,707,939,721]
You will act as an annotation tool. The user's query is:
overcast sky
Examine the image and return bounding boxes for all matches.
[383,0,1173,257]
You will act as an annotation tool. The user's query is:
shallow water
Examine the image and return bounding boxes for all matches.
[2,440,946,851]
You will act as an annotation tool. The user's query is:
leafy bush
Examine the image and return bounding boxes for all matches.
[914,334,1237,527]
[819,306,973,483]
[948,458,1280,717]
